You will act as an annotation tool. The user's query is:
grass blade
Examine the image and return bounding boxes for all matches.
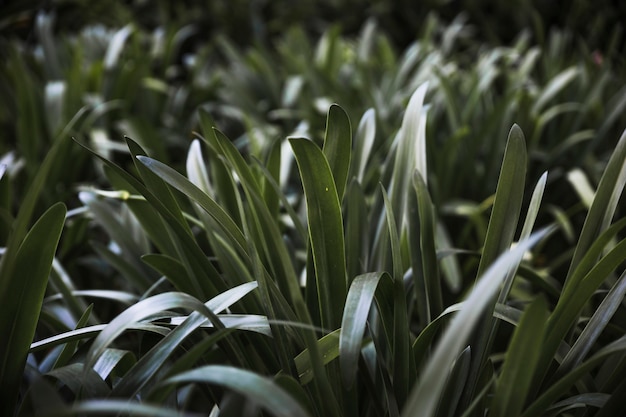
[381,186,412,405]
[290,138,347,330]
[476,124,527,276]
[462,124,527,406]
[322,104,352,199]
[0,202,66,416]
[413,170,443,320]
[84,292,226,371]
[522,336,626,417]
[490,296,549,417]
[564,128,626,290]
[294,329,341,385]
[162,365,310,417]
[110,282,259,397]
[556,270,626,378]
[39,400,204,417]
[340,271,391,388]
[353,108,376,183]
[136,155,248,256]
[401,228,550,417]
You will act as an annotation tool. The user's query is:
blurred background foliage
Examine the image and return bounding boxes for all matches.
[2,0,626,55]
[1,0,625,269]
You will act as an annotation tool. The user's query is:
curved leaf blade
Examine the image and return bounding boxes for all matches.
[162,365,311,417]
[340,272,391,388]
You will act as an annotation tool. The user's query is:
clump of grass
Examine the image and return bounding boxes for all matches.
[2,7,626,417]
[5,83,624,416]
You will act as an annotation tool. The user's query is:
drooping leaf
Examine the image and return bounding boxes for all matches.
[162,365,310,417]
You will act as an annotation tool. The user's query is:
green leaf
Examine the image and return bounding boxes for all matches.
[537,235,626,388]
[322,104,352,199]
[437,346,471,417]
[345,179,368,280]
[476,124,527,277]
[340,272,391,388]
[84,292,227,371]
[522,336,626,417]
[91,241,153,293]
[30,324,170,353]
[498,171,547,304]
[104,25,134,69]
[294,329,341,385]
[92,348,135,381]
[463,124,527,406]
[401,229,550,417]
[353,108,376,183]
[564,128,626,290]
[531,66,579,116]
[186,139,213,197]
[0,202,66,416]
[141,253,193,294]
[390,83,428,231]
[290,138,347,330]
[126,138,190,233]
[53,304,94,369]
[37,400,202,417]
[263,138,282,220]
[46,363,110,398]
[413,170,443,319]
[490,296,549,417]
[110,283,259,397]
[162,365,310,417]
[274,374,315,416]
[75,140,223,299]
[209,130,306,323]
[381,186,411,405]
[556,270,626,378]
[136,155,248,258]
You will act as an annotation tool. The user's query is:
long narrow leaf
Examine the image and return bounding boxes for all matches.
[290,138,347,330]
[162,365,310,417]
[462,124,527,407]
[340,272,391,388]
[564,128,626,290]
[490,296,549,417]
[401,228,550,417]
[0,203,66,416]
[322,104,352,199]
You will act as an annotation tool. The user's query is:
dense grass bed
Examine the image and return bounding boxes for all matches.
[1,2,626,416]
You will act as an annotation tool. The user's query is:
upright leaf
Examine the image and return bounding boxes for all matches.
[340,272,391,388]
[290,138,347,331]
[0,203,66,416]
[322,104,352,199]
[462,124,527,407]
[413,171,443,320]
[401,229,549,417]
[353,108,376,183]
[489,296,549,417]
[564,128,626,291]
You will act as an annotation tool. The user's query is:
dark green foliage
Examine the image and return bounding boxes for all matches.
[2,4,626,417]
